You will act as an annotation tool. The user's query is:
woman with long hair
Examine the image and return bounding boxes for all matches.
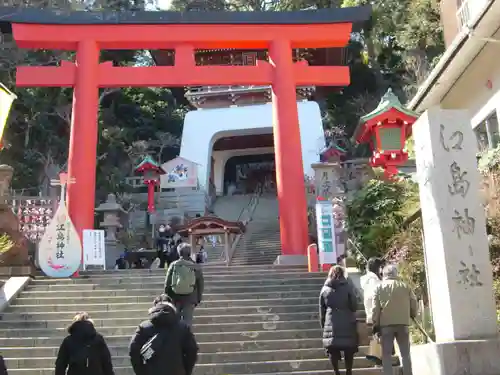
[319,266,359,375]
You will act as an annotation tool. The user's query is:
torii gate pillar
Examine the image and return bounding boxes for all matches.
[67,40,99,239]
[269,40,309,257]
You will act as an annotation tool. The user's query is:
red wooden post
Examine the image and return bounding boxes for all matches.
[67,40,99,275]
[307,244,318,272]
[269,39,309,256]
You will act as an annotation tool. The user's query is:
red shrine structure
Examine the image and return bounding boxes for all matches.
[1,7,370,259]
[134,156,166,213]
[353,88,418,179]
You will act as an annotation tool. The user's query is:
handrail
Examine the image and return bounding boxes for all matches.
[347,238,367,263]
[225,184,262,266]
[413,318,434,343]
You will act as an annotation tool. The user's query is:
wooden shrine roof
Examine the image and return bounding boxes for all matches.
[0,7,371,31]
[175,215,245,236]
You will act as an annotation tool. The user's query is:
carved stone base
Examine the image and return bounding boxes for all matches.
[411,339,500,375]
[0,204,30,267]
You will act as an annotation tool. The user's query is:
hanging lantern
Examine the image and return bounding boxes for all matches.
[353,88,418,179]
[134,156,166,213]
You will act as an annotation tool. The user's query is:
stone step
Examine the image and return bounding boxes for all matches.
[232,254,280,260]
[8,368,398,375]
[0,311,333,328]
[21,283,322,297]
[2,304,338,320]
[78,265,306,275]
[32,272,323,284]
[11,291,319,305]
[1,340,374,357]
[5,351,393,370]
[0,320,332,337]
[25,277,327,291]
[232,259,280,265]
[6,297,319,312]
[0,328,328,347]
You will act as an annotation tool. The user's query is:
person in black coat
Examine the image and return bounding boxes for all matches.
[0,355,8,375]
[129,299,198,375]
[319,265,359,375]
[55,312,114,375]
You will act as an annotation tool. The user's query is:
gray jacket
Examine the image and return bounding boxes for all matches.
[370,276,417,327]
[164,258,204,305]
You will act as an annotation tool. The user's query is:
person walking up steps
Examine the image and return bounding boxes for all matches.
[55,312,114,375]
[129,296,198,375]
[319,266,359,375]
[164,243,204,327]
[370,264,417,375]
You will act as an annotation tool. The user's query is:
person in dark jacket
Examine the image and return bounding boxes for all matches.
[55,312,114,375]
[156,224,173,269]
[129,299,198,375]
[319,265,359,375]
[0,355,8,375]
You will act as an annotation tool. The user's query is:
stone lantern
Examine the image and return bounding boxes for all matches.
[95,194,126,268]
[134,156,166,213]
[95,194,125,242]
[353,88,418,179]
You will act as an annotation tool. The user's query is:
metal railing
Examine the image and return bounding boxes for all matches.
[224,185,263,266]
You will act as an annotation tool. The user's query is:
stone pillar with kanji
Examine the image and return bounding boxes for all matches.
[412,108,500,375]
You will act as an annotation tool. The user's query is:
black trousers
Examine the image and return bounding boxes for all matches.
[328,348,356,375]
[157,250,167,268]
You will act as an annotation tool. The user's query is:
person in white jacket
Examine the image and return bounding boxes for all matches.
[360,257,383,366]
[360,257,383,321]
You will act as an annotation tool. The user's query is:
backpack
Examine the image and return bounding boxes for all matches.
[171,260,196,295]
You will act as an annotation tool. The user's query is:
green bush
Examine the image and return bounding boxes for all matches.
[346,177,419,267]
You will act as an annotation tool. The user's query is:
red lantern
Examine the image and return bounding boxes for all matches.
[134,156,166,213]
[353,88,418,179]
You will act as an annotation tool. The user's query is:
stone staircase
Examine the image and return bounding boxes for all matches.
[231,195,281,265]
[0,265,399,375]
[231,220,281,265]
[212,194,253,222]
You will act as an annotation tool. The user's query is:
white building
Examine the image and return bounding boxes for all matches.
[410,0,500,151]
[179,99,324,195]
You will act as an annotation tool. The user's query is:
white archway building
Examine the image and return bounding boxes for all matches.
[179,101,325,194]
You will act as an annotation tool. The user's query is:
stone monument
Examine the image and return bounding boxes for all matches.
[412,108,500,375]
[95,194,126,269]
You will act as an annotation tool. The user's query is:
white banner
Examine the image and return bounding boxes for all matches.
[83,230,106,270]
[38,199,82,278]
[315,200,337,265]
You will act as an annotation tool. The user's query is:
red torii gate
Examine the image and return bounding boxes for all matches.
[6,7,369,259]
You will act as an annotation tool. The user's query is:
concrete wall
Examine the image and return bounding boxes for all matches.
[179,101,325,190]
[440,28,500,130]
[441,0,460,47]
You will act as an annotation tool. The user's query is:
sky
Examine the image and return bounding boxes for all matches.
[150,0,172,10]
